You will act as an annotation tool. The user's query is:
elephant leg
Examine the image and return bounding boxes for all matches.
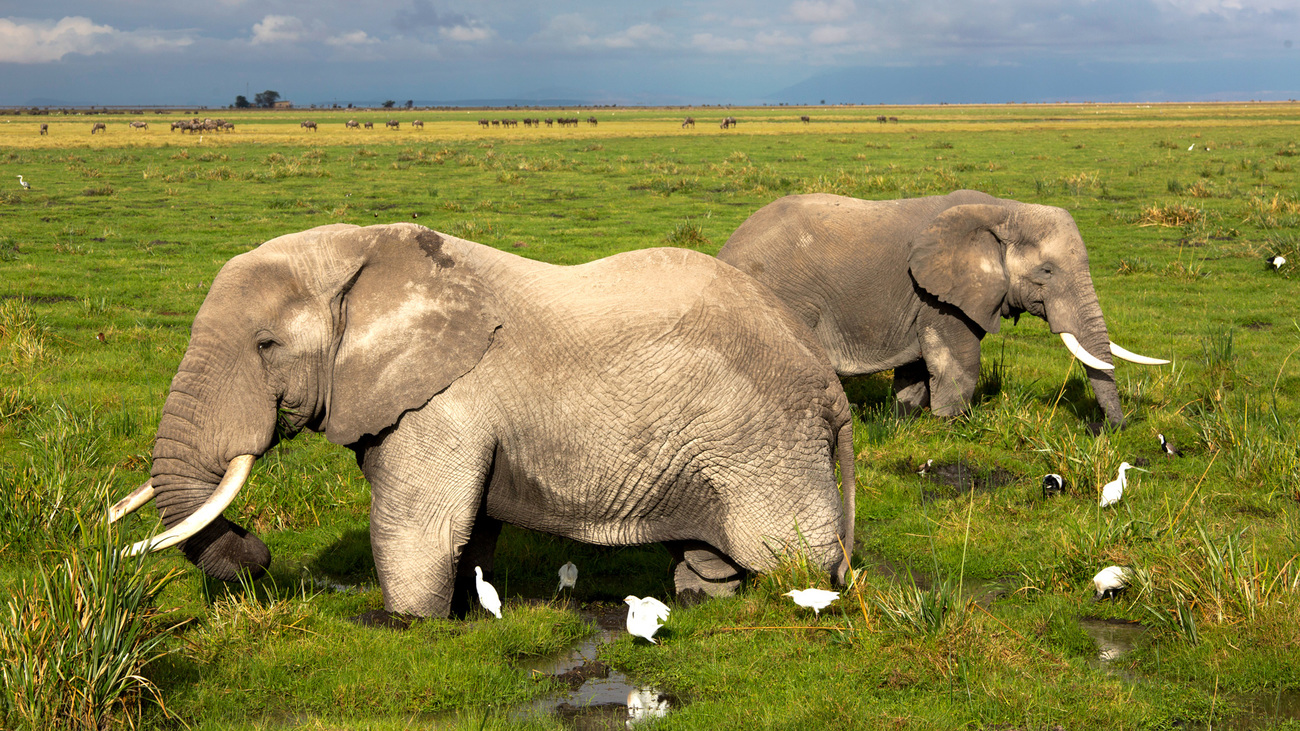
[450,515,502,618]
[360,422,496,618]
[667,541,745,603]
[892,361,931,417]
[919,320,983,417]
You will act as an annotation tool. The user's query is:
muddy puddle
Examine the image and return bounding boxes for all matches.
[862,552,1011,607]
[512,604,674,730]
[1077,617,1300,729]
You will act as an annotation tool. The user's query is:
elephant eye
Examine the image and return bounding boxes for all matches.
[257,338,278,353]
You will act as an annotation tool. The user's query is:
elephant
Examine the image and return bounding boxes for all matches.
[716,191,1168,428]
[113,223,855,618]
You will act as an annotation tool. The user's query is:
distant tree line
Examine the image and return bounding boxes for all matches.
[233,91,282,109]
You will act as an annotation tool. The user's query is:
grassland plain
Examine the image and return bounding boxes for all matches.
[0,102,1298,730]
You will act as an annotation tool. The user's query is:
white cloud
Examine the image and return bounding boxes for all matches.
[809,25,852,44]
[251,15,309,44]
[693,33,749,52]
[327,30,377,47]
[599,23,671,49]
[439,24,493,42]
[789,0,856,24]
[755,30,802,48]
[0,16,190,63]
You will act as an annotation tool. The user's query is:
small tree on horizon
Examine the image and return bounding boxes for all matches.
[382,100,396,109]
[254,90,281,108]
[234,95,251,108]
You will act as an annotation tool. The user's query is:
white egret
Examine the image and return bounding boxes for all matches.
[1188,143,1195,151]
[474,566,502,619]
[624,595,670,643]
[1042,473,1064,497]
[1099,462,1144,508]
[1158,433,1182,458]
[16,175,30,190]
[783,588,840,616]
[1092,566,1130,600]
[1266,254,1287,270]
[627,687,671,722]
[557,561,578,592]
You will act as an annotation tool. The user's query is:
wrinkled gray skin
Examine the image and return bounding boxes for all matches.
[717,191,1125,427]
[150,223,854,617]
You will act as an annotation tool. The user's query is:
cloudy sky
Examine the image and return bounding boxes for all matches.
[1,1,1296,107]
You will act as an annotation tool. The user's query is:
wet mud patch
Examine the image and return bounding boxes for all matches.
[514,602,675,729]
[897,459,1018,501]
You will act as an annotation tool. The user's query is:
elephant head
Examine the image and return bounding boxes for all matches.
[907,198,1165,427]
[124,224,500,580]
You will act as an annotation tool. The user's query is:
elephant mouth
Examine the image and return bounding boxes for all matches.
[113,454,257,556]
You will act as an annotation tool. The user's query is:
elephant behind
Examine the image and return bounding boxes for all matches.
[118,223,855,617]
[717,191,1167,428]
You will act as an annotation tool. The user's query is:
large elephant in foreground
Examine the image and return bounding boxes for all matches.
[112,223,854,617]
[717,191,1167,428]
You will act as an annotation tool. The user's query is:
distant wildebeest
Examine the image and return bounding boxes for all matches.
[544,118,554,127]
[39,123,48,135]
[301,120,318,131]
[479,119,490,128]
[720,116,737,129]
[364,121,374,129]
[129,121,148,130]
[91,122,107,134]
[386,120,400,130]
[346,119,360,129]
[889,116,899,123]
[491,120,501,127]
[800,115,811,124]
[682,117,695,128]
[412,120,423,129]
[586,116,598,126]
[877,115,888,123]
[222,122,235,131]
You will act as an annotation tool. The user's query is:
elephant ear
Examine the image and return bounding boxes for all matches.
[908,203,1012,334]
[326,225,501,446]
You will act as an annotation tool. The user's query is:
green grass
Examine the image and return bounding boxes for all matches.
[2,102,1300,729]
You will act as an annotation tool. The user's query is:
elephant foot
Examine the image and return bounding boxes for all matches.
[673,561,743,600]
[891,361,931,418]
[668,542,745,601]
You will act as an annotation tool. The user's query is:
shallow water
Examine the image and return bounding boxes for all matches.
[513,607,672,729]
[1077,616,1300,729]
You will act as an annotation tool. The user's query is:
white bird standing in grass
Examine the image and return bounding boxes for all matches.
[1099,462,1143,508]
[1042,473,1064,497]
[1092,566,1131,600]
[1266,254,1287,270]
[474,566,502,619]
[557,561,578,592]
[783,588,840,616]
[624,595,670,643]
[16,175,30,190]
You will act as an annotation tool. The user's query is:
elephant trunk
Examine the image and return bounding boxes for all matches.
[147,351,274,580]
[1056,295,1126,429]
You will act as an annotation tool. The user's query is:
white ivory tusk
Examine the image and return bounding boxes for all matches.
[126,455,255,556]
[108,479,155,524]
[1109,341,1170,366]
[1060,332,1114,371]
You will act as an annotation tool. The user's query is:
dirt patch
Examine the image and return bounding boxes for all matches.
[348,609,417,631]
[899,459,1018,500]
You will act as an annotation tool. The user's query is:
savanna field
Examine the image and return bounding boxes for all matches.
[1,103,1298,730]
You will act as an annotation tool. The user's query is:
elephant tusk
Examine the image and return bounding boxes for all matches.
[1060,333,1114,371]
[1109,341,1170,366]
[125,455,255,556]
[108,478,155,524]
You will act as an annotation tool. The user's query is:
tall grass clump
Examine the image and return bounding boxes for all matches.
[664,219,710,248]
[870,569,968,635]
[0,529,181,730]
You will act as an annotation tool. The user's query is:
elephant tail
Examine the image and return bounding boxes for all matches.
[834,415,856,586]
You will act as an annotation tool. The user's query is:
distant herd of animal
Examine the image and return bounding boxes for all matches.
[39,114,900,135]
